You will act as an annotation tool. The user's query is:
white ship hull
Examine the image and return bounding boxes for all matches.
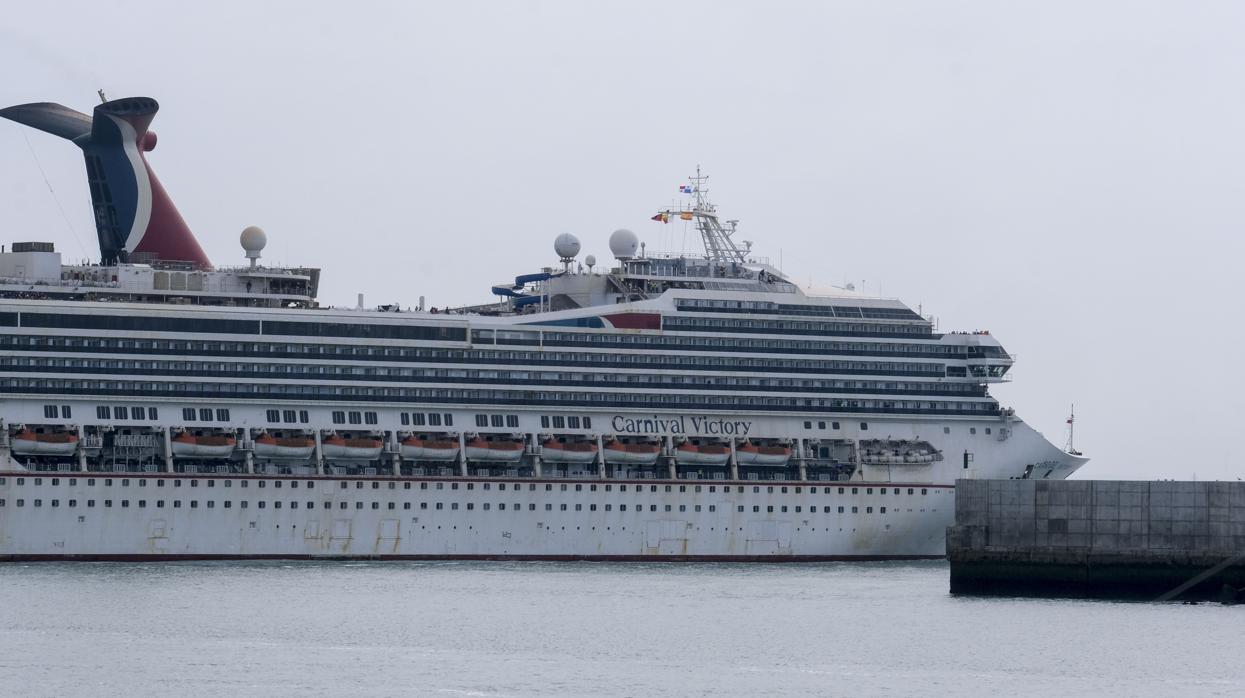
[0,473,954,560]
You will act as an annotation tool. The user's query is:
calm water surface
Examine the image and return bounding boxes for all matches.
[0,561,1241,697]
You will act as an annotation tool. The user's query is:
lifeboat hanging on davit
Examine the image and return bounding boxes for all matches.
[400,435,460,461]
[252,433,315,460]
[321,434,384,460]
[11,429,79,456]
[171,432,237,458]
[540,438,598,464]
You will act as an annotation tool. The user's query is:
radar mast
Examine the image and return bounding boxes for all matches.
[653,167,749,264]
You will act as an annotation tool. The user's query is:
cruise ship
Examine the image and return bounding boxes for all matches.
[0,96,1086,561]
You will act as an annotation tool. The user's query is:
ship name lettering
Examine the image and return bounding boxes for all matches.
[611,415,750,437]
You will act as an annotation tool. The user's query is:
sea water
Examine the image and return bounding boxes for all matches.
[0,561,1241,697]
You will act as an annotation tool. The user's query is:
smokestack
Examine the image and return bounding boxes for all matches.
[0,96,212,268]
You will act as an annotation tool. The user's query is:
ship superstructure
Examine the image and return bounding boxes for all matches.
[0,96,1086,561]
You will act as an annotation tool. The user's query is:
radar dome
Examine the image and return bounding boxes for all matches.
[554,232,581,260]
[240,226,267,254]
[609,228,639,258]
[584,254,597,268]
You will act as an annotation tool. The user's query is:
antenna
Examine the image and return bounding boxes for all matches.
[97,89,108,103]
[1064,404,1082,456]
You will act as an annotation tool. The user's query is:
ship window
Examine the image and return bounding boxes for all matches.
[115,406,129,420]
[506,415,519,427]
[832,422,840,429]
[552,416,565,428]
[944,426,950,434]
[443,414,453,426]
[401,413,410,426]
[332,411,346,424]
[284,410,297,423]
[970,427,977,435]
[97,406,111,420]
[860,422,868,430]
[490,415,503,427]
[200,408,212,421]
[838,506,844,513]
[475,415,488,427]
[365,412,378,425]
[540,416,550,428]
[567,416,580,429]
[428,413,442,426]
[267,409,280,423]
[985,427,992,435]
[348,411,362,425]
[922,489,928,495]
[299,410,309,423]
[583,417,591,429]
[44,405,58,418]
[183,408,195,421]
[411,413,426,426]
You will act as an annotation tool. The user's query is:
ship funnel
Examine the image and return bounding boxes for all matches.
[0,96,211,268]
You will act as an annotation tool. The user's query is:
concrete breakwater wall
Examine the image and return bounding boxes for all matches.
[948,479,1245,600]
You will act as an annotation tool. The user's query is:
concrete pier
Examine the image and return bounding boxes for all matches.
[948,479,1245,601]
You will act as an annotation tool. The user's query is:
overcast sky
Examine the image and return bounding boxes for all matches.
[2,1,1243,481]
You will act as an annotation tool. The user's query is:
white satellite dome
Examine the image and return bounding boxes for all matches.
[609,228,639,259]
[240,226,267,254]
[554,232,581,260]
[584,254,597,268]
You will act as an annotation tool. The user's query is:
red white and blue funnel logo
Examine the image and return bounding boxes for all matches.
[1,96,211,268]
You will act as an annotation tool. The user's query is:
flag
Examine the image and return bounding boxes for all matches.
[679,185,694,193]
[679,211,693,220]
[651,213,669,223]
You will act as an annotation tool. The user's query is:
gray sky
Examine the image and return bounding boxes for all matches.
[2,1,1243,481]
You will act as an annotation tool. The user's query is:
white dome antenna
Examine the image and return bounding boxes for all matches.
[609,228,639,259]
[554,233,581,270]
[240,226,267,268]
[584,254,596,272]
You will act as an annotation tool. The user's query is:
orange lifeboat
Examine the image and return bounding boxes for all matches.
[171,433,237,458]
[400,436,460,461]
[602,440,661,465]
[464,438,525,462]
[540,439,598,464]
[674,442,730,466]
[11,430,79,456]
[253,434,316,460]
[321,435,384,460]
[735,442,792,466]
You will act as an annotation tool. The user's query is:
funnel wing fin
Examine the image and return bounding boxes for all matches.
[0,102,92,143]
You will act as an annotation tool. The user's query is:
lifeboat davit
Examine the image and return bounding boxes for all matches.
[321,436,384,460]
[253,434,316,460]
[602,440,661,465]
[171,433,237,458]
[400,437,460,461]
[674,442,731,466]
[540,439,598,464]
[464,438,525,462]
[11,430,79,456]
